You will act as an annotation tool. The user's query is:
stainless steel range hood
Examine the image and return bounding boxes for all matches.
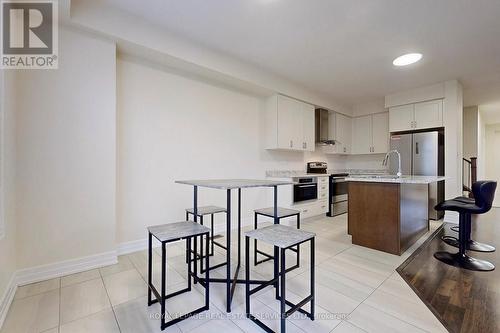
[315,108,336,145]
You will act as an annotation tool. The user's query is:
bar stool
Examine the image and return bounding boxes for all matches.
[147,221,210,330]
[245,225,315,333]
[253,207,300,270]
[442,195,496,252]
[434,181,497,271]
[185,206,227,273]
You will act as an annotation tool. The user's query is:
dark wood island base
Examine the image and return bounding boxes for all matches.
[348,181,429,255]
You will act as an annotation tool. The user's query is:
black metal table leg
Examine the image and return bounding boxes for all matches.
[187,238,192,290]
[310,237,315,320]
[205,233,209,308]
[200,215,204,273]
[238,188,242,266]
[254,212,258,266]
[274,185,279,300]
[274,245,279,300]
[211,213,215,256]
[226,188,231,312]
[161,242,166,330]
[280,247,286,333]
[245,236,250,317]
[148,232,153,305]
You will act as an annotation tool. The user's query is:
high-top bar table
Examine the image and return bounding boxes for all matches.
[175,179,294,312]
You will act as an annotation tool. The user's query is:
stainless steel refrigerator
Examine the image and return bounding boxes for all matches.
[389,130,445,220]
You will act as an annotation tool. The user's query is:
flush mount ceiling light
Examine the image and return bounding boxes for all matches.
[393,53,423,66]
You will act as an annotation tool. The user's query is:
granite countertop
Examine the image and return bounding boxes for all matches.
[346,175,446,184]
[175,179,295,189]
[266,169,387,178]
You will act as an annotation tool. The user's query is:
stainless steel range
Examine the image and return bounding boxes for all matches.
[306,162,348,217]
[328,173,349,216]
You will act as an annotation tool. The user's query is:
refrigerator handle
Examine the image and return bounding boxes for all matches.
[415,141,419,155]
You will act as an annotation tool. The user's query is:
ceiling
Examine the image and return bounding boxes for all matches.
[99,0,500,107]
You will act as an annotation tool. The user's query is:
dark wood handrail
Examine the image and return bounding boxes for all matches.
[462,157,477,198]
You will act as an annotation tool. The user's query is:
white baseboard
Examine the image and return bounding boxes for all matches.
[16,250,118,287]
[0,273,17,329]
[443,211,459,224]
[117,238,148,256]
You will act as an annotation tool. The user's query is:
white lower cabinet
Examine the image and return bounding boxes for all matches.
[294,200,328,219]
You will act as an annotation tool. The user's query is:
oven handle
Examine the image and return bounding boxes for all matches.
[296,184,317,188]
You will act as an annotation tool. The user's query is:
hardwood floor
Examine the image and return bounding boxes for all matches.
[397,208,500,333]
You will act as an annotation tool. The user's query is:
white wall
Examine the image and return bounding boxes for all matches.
[70,0,351,116]
[0,70,17,325]
[477,109,487,179]
[463,106,478,159]
[14,27,117,269]
[117,57,346,244]
[485,123,500,207]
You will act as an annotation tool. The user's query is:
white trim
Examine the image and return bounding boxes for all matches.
[0,273,17,329]
[16,251,117,287]
[443,211,459,224]
[117,239,147,256]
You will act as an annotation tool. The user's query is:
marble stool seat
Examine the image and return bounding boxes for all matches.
[253,207,301,271]
[185,205,227,273]
[147,221,210,331]
[244,225,315,333]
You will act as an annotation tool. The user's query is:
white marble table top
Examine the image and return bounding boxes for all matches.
[346,175,446,184]
[175,179,295,189]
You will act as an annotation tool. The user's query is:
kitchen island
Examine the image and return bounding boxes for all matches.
[346,175,446,255]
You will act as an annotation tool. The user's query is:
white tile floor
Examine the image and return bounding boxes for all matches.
[1,214,448,333]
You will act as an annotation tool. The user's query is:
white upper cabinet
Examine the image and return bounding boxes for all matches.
[414,100,443,130]
[302,102,315,151]
[264,94,315,151]
[336,113,352,154]
[389,100,443,132]
[389,104,414,132]
[372,112,389,153]
[351,112,389,154]
[352,115,372,154]
[325,112,352,154]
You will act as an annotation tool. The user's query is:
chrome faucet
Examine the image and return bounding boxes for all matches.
[382,150,402,177]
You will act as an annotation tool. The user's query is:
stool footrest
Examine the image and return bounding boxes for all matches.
[283,295,314,319]
[162,305,209,330]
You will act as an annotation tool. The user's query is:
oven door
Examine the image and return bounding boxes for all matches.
[293,183,318,203]
[332,178,348,202]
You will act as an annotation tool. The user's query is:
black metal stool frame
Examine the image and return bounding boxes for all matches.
[148,231,210,330]
[254,210,301,273]
[245,235,315,333]
[186,210,228,274]
[443,214,495,252]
